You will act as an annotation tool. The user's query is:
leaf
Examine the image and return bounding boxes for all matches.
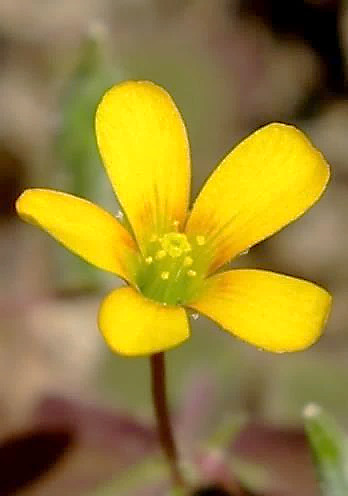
[304,403,348,496]
[89,455,168,496]
[0,428,72,495]
[54,27,128,291]
[232,421,318,494]
[32,394,156,496]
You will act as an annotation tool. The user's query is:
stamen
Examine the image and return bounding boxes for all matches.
[183,256,193,267]
[156,250,166,260]
[150,234,158,242]
[161,271,170,280]
[187,269,197,277]
[145,256,153,264]
[196,235,206,246]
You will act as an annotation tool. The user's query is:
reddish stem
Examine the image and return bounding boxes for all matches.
[150,352,186,489]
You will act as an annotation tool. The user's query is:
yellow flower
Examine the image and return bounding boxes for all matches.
[16,81,332,356]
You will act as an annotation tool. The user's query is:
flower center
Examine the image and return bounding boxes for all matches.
[136,231,208,305]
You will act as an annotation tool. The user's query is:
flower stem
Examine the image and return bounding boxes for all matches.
[150,352,186,489]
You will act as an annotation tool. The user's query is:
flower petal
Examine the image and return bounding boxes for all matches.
[95,81,191,250]
[98,287,190,356]
[189,269,331,352]
[16,189,137,282]
[185,124,330,273]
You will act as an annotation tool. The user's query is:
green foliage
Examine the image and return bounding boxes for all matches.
[304,403,348,496]
[89,455,167,495]
[54,30,127,291]
[57,35,113,202]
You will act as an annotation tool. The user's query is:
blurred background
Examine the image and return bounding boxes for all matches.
[1,1,348,495]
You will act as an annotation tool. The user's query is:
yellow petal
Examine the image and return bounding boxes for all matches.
[95,81,191,250]
[98,287,190,356]
[189,269,331,352]
[16,189,137,282]
[186,124,330,273]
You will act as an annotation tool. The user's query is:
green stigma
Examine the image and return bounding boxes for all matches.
[135,231,208,305]
[159,232,191,258]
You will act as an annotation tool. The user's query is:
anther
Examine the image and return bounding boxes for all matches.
[183,256,193,267]
[161,271,170,280]
[187,269,197,277]
[196,235,206,246]
[155,250,166,260]
[145,256,153,264]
